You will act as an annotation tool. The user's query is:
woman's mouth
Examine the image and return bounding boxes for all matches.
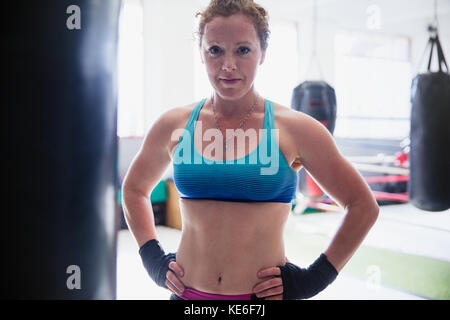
[220,78,241,85]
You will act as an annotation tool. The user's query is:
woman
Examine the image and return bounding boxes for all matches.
[122,0,379,300]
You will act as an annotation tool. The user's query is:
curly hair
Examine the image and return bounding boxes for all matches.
[195,0,270,50]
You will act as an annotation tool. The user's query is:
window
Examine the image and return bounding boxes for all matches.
[194,20,299,107]
[117,0,144,138]
[256,21,299,107]
[334,31,412,139]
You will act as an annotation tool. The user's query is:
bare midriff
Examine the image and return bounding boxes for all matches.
[175,198,290,295]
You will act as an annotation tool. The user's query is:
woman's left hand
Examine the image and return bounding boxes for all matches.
[252,266,284,300]
[253,257,290,300]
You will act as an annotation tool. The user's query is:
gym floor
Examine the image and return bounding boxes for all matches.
[116,202,450,300]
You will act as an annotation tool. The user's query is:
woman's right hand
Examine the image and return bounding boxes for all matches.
[166,261,185,297]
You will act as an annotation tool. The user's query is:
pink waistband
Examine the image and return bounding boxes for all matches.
[179,288,254,300]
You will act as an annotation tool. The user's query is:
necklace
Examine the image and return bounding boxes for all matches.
[211,95,259,150]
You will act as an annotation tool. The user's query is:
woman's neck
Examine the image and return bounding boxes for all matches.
[212,90,260,119]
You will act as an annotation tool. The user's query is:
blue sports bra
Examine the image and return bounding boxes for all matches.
[172,98,298,203]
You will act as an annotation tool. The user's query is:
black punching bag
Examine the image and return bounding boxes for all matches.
[291,81,337,134]
[409,34,450,212]
[2,1,122,299]
[291,81,337,198]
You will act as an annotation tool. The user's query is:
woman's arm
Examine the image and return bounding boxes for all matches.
[254,111,379,299]
[122,108,186,294]
[295,113,379,272]
[122,110,175,247]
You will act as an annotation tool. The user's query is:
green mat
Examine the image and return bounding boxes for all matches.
[283,227,450,300]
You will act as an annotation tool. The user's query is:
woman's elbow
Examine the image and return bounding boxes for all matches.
[370,202,380,224]
[347,197,380,226]
[365,200,380,226]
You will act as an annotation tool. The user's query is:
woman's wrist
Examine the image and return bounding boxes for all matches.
[279,253,338,300]
[139,239,176,289]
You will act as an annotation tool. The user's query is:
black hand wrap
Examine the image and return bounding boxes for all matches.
[279,254,338,300]
[139,239,176,289]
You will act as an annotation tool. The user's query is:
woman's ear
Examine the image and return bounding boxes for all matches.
[259,49,266,65]
[199,46,205,64]
[201,52,205,64]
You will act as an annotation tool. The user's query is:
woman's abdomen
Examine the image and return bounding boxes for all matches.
[176,236,286,294]
[175,200,290,295]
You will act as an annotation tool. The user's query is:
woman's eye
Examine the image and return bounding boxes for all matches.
[208,46,222,55]
[238,47,251,55]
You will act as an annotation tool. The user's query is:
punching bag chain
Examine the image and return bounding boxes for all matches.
[306,0,324,80]
[433,0,439,35]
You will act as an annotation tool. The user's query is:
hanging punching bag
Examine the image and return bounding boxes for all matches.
[291,81,337,133]
[2,1,122,298]
[291,81,337,198]
[409,34,450,212]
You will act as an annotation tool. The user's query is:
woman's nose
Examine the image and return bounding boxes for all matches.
[221,54,237,72]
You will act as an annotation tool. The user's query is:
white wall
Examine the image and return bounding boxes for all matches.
[142,0,199,129]
[262,0,450,84]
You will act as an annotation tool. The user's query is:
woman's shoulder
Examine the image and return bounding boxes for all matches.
[271,100,337,158]
[271,101,311,128]
[140,101,201,158]
[157,101,200,130]
[271,100,331,141]
[163,101,198,119]
[140,101,200,146]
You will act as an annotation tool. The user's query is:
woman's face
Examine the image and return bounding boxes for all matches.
[200,14,266,101]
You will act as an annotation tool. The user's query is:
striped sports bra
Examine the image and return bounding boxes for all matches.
[172,98,298,203]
